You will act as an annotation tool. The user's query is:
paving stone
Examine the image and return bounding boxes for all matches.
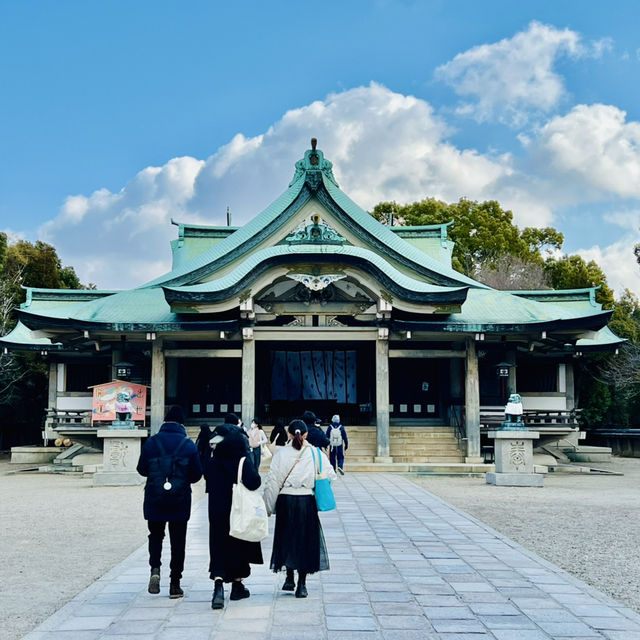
[431,618,489,633]
[492,631,553,640]
[377,614,429,629]
[519,608,581,622]
[382,631,437,640]
[324,604,373,617]
[154,628,212,640]
[537,621,602,636]
[478,614,538,629]
[368,591,415,602]
[57,616,115,631]
[468,602,520,616]
[422,605,476,620]
[23,474,640,640]
[103,619,164,634]
[371,602,423,616]
[586,617,640,631]
[217,618,270,633]
[326,616,378,631]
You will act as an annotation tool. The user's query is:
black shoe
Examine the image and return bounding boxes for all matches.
[230,581,250,600]
[148,568,160,594]
[211,580,224,609]
[169,581,183,599]
[338,467,345,475]
[282,578,295,591]
[282,568,295,591]
[295,583,308,598]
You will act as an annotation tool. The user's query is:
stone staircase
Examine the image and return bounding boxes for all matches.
[343,425,465,464]
[186,424,481,473]
[390,426,464,464]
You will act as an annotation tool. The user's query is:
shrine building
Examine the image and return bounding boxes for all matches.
[0,141,623,464]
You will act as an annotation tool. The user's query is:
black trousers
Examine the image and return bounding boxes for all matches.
[330,445,344,470]
[147,520,188,580]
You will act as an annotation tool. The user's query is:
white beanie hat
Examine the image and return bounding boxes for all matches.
[332,414,340,423]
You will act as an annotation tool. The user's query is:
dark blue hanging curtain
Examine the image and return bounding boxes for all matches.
[271,350,357,403]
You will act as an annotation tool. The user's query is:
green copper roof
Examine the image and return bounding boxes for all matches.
[162,244,469,305]
[142,143,487,290]
[576,326,625,350]
[2,144,622,352]
[0,321,61,350]
[144,176,308,288]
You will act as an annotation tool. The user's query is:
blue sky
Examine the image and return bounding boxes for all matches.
[1,1,639,295]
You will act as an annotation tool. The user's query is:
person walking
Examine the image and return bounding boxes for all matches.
[326,414,348,475]
[270,418,288,448]
[263,419,335,598]
[301,410,330,449]
[247,419,268,469]
[204,413,263,609]
[136,406,202,599]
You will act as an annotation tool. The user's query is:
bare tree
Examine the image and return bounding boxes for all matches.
[474,255,551,290]
[599,343,640,400]
[0,267,27,404]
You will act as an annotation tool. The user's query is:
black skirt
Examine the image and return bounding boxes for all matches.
[270,494,329,574]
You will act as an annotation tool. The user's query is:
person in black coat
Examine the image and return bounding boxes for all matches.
[204,413,263,609]
[270,418,288,448]
[136,406,202,598]
[302,410,330,449]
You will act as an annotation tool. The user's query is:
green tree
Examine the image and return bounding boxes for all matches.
[0,238,86,443]
[370,198,563,277]
[544,254,615,309]
[2,239,83,306]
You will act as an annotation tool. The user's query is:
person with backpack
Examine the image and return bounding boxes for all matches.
[136,405,202,599]
[326,414,348,475]
[204,413,263,609]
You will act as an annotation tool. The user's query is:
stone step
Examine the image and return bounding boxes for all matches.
[344,462,494,474]
[391,456,465,463]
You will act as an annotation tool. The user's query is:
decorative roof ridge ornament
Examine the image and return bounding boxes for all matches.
[287,273,346,291]
[284,213,347,245]
[289,138,339,189]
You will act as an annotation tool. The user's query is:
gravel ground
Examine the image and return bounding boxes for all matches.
[0,455,205,640]
[409,456,640,614]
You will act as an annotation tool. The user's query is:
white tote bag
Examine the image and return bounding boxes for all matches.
[229,457,269,542]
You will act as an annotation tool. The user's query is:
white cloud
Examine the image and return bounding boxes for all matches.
[578,237,640,298]
[1,229,26,244]
[529,104,640,199]
[39,156,205,287]
[41,83,549,288]
[37,82,636,296]
[435,21,610,126]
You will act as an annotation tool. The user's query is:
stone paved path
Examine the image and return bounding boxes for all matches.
[22,473,640,640]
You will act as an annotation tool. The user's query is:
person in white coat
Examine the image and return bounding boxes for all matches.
[263,419,335,598]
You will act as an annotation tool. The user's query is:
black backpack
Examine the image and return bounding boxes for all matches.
[145,437,191,507]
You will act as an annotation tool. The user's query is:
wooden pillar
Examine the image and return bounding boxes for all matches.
[565,363,575,411]
[375,332,392,462]
[465,337,482,462]
[241,330,255,424]
[506,349,517,396]
[48,362,57,409]
[150,337,165,435]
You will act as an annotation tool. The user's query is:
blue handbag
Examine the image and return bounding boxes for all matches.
[311,447,336,511]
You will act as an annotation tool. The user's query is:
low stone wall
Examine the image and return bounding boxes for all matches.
[586,430,640,457]
[11,446,63,464]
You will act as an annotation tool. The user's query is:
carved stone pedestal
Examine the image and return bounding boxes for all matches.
[93,429,147,487]
[486,430,543,487]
